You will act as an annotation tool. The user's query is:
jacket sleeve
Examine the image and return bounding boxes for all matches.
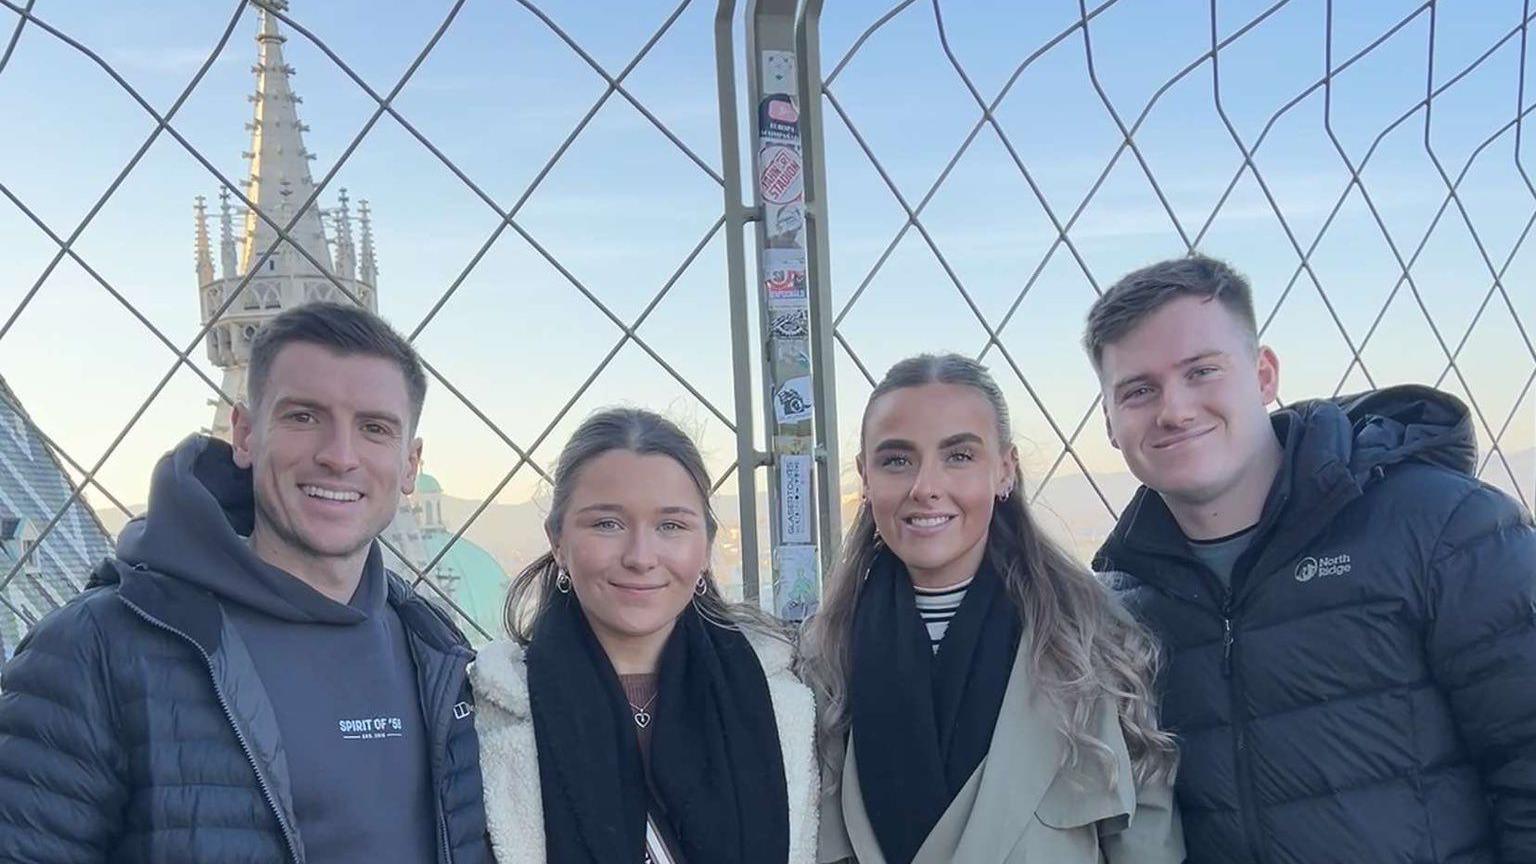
[1426,484,1536,863]
[1102,770,1186,864]
[0,599,127,863]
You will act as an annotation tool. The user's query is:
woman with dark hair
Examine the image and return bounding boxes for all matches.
[471,408,817,864]
[801,354,1183,864]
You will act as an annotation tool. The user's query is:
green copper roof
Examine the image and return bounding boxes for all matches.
[420,527,507,643]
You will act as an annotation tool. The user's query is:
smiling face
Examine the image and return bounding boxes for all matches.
[1097,294,1281,525]
[231,341,421,584]
[555,449,711,660]
[859,383,1017,589]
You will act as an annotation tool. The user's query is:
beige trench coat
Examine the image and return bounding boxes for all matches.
[817,637,1185,864]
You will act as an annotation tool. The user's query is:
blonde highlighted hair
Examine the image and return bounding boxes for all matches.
[797,354,1177,785]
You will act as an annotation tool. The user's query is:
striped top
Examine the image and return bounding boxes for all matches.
[913,578,973,653]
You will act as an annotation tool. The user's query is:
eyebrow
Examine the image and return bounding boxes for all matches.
[355,410,405,428]
[272,398,404,428]
[573,503,701,517]
[1111,350,1227,392]
[873,432,985,452]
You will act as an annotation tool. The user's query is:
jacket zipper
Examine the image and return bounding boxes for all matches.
[1219,588,1265,864]
[119,596,302,864]
[407,629,462,864]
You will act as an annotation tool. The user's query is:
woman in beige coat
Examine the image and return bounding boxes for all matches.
[800,354,1184,864]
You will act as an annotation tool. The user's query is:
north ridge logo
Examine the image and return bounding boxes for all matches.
[1295,553,1352,582]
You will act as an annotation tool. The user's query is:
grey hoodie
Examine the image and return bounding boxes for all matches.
[117,435,438,863]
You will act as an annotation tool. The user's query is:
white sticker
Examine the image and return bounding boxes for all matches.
[761,50,797,96]
[763,246,805,273]
[774,544,819,621]
[779,452,813,543]
[773,376,814,424]
[765,201,805,249]
[758,143,803,205]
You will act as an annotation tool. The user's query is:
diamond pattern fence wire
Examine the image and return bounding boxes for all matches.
[0,0,755,646]
[820,0,1535,563]
[0,0,1532,649]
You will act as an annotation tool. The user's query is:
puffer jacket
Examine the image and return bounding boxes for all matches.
[1095,385,1536,864]
[0,437,490,864]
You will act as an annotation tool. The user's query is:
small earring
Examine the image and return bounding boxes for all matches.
[997,488,1012,502]
[695,574,708,596]
[555,570,572,593]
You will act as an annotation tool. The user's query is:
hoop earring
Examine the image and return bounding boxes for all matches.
[695,574,708,596]
[555,570,572,594]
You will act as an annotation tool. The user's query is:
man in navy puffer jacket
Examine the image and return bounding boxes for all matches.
[0,303,490,863]
[1087,255,1536,864]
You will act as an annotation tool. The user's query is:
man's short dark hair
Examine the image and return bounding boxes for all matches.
[247,302,428,429]
[1083,253,1259,369]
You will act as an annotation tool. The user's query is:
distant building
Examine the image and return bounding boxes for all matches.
[0,376,113,660]
[406,474,510,643]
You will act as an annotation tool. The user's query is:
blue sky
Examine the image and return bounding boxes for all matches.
[0,0,1532,519]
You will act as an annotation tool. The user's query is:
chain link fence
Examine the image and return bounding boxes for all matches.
[0,0,1531,649]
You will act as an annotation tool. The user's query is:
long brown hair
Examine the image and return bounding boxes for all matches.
[797,354,1177,784]
[502,407,782,644]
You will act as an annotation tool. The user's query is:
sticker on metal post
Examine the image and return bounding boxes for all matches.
[774,544,819,621]
[773,376,814,424]
[759,144,804,205]
[770,308,810,339]
[761,50,797,97]
[765,201,805,249]
[759,94,800,144]
[763,247,807,308]
[778,453,814,543]
[772,338,811,372]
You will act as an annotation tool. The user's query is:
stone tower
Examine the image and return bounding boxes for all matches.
[196,0,377,439]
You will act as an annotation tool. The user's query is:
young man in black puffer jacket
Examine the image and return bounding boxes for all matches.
[0,303,490,864]
[1085,254,1536,864]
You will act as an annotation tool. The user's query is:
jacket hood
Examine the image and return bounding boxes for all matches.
[1288,383,1476,481]
[113,434,380,624]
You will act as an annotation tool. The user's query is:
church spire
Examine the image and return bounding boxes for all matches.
[332,188,357,280]
[218,187,238,279]
[358,198,378,289]
[194,196,214,286]
[241,0,332,275]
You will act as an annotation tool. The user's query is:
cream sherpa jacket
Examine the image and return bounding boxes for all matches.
[469,630,819,864]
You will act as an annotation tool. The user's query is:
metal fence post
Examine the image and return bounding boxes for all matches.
[740,0,828,620]
[714,0,764,605]
[795,0,842,577]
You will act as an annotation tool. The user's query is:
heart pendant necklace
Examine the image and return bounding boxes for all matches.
[628,692,658,729]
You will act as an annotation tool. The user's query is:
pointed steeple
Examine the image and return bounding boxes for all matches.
[218,187,238,279]
[240,0,332,275]
[332,188,357,280]
[358,198,378,289]
[194,196,215,286]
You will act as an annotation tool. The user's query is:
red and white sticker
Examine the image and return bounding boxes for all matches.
[759,144,803,205]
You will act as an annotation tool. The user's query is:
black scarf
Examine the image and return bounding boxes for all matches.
[850,548,1022,864]
[526,594,789,864]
